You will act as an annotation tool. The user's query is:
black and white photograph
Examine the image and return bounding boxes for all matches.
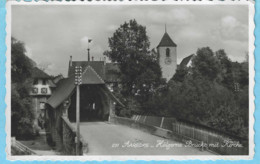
[6,0,255,160]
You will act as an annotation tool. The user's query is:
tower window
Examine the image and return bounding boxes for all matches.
[166,48,170,57]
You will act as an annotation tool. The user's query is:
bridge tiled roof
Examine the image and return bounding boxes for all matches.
[68,61,105,79]
[82,66,105,84]
[68,61,120,83]
[47,65,122,109]
[46,76,74,109]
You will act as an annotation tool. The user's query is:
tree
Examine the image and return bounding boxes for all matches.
[191,47,220,81]
[171,66,188,83]
[161,47,248,138]
[11,37,36,139]
[11,37,33,83]
[104,19,164,114]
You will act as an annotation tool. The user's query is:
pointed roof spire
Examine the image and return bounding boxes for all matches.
[157,25,177,48]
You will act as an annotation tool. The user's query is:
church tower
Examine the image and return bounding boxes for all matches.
[157,27,177,82]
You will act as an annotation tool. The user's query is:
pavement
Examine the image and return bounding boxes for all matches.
[72,122,215,155]
[33,150,59,155]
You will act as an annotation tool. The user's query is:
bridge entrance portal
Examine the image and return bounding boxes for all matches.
[68,85,113,122]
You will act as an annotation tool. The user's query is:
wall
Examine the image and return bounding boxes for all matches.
[171,120,249,155]
[61,117,88,155]
[45,103,88,155]
[11,137,37,155]
[30,78,52,96]
[110,115,248,155]
[158,46,177,81]
[32,96,48,120]
[109,116,157,134]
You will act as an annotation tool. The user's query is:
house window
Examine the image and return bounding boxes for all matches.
[33,79,38,85]
[166,48,170,57]
[32,88,38,94]
[41,88,48,94]
[42,79,46,85]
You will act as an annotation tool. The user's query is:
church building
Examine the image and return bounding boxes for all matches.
[156,30,177,82]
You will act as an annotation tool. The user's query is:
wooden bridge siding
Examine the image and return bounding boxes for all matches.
[171,121,249,155]
[133,115,248,155]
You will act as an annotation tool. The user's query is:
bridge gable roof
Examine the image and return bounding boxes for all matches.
[47,65,122,109]
[68,61,105,79]
[81,66,105,84]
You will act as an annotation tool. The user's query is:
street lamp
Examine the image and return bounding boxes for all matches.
[75,66,82,155]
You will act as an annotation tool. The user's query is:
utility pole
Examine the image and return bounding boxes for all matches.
[87,48,90,61]
[75,66,82,155]
[87,39,92,61]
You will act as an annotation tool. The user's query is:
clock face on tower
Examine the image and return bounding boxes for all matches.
[165,57,172,65]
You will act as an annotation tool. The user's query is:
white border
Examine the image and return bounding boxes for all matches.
[5,0,255,161]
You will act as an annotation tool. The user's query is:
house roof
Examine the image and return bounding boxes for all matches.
[31,67,50,79]
[47,65,122,109]
[157,32,177,48]
[180,54,194,67]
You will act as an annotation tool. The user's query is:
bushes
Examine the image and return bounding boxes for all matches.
[11,37,37,139]
[144,47,249,138]
[11,83,37,139]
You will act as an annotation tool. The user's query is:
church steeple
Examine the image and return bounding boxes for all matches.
[157,26,177,82]
[157,32,177,48]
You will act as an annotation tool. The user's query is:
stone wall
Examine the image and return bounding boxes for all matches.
[61,116,88,155]
[62,117,77,155]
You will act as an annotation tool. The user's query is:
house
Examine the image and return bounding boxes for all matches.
[179,54,195,68]
[30,67,63,129]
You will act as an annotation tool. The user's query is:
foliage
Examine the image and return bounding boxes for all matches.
[11,37,33,83]
[147,47,249,138]
[11,37,36,139]
[104,20,248,138]
[172,66,188,82]
[104,19,165,114]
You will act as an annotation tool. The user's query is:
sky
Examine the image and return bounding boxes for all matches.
[11,5,249,76]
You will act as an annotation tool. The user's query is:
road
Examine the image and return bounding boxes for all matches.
[73,122,214,155]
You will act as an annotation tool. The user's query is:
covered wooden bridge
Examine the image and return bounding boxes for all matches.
[44,64,124,153]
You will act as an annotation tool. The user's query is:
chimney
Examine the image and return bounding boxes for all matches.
[87,48,90,61]
[69,56,72,67]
